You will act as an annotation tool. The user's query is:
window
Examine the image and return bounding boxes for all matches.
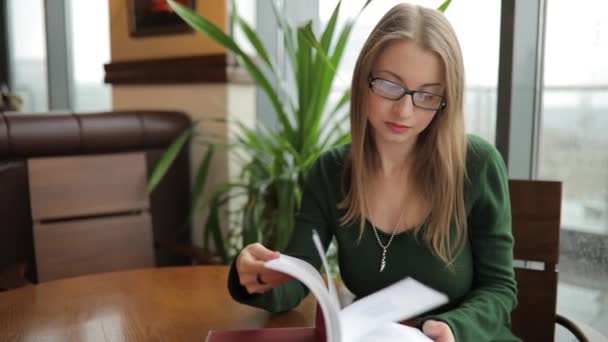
[6,0,111,112]
[232,0,257,56]
[539,0,608,236]
[67,0,111,111]
[319,0,501,142]
[7,0,48,112]
[538,0,608,338]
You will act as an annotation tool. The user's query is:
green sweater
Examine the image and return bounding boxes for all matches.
[228,135,521,342]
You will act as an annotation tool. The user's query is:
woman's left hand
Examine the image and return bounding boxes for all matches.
[422,320,455,342]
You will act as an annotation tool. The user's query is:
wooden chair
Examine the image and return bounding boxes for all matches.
[28,152,155,282]
[509,179,601,342]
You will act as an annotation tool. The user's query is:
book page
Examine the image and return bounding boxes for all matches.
[312,230,340,309]
[339,277,448,341]
[266,229,448,342]
[264,254,342,342]
[355,322,433,342]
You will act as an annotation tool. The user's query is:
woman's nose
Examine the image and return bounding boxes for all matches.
[393,93,415,118]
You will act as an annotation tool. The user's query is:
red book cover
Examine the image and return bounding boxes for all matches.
[206,304,326,342]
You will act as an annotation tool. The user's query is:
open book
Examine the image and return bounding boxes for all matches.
[262,230,449,342]
[207,230,448,342]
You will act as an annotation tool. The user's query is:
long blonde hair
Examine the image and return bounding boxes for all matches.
[338,3,467,265]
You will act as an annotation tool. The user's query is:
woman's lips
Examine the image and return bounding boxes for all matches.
[385,121,411,133]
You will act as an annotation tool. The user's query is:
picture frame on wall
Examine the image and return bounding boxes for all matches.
[128,0,196,37]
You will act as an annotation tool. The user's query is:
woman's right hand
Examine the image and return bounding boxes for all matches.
[236,243,294,294]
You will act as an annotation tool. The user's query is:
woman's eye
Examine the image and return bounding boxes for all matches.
[416,93,433,102]
[381,81,402,93]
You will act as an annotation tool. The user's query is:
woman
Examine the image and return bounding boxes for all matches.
[228,3,520,341]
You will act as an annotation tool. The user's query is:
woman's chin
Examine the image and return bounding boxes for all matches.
[377,131,416,145]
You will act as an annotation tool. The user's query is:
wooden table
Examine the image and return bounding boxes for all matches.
[0,266,317,341]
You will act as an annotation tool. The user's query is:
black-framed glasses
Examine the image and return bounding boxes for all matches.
[368,75,447,111]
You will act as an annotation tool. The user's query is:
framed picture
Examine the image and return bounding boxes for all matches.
[128,0,196,37]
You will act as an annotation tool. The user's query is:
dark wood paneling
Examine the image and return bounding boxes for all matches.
[511,268,558,342]
[509,179,562,264]
[509,179,562,341]
[104,54,228,85]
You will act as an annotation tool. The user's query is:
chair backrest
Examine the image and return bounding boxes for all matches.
[509,179,562,342]
[28,152,155,281]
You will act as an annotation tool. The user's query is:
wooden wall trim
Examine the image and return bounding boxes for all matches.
[104,54,229,85]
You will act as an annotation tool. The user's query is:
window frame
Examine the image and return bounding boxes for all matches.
[496,0,547,179]
[0,1,9,87]
[44,0,73,110]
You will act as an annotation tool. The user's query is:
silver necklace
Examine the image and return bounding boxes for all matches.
[366,197,406,272]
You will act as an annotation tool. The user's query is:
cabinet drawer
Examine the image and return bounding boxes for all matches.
[28,153,149,221]
[34,213,154,282]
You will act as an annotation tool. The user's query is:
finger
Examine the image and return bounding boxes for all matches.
[236,246,271,273]
[422,320,443,338]
[238,273,257,287]
[249,243,280,262]
[258,272,294,284]
[240,271,292,288]
[423,320,452,342]
[240,258,280,278]
[245,283,275,294]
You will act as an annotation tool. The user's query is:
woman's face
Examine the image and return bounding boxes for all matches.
[366,39,445,147]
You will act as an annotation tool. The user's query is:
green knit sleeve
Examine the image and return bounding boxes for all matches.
[422,141,521,341]
[227,152,337,312]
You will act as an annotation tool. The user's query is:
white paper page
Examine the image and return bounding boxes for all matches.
[355,322,432,342]
[311,230,340,309]
[265,255,342,342]
[339,277,448,341]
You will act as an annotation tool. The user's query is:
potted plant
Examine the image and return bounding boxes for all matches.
[0,85,23,112]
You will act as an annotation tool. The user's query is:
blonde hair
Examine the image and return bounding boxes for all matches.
[338,3,467,265]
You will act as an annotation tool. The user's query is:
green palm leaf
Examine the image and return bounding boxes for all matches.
[147,127,193,193]
[168,0,296,141]
[438,0,452,12]
[190,145,215,214]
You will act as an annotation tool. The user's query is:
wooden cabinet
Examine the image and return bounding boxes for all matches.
[28,153,154,282]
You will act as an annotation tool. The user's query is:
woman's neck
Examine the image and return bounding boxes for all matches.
[374,138,416,179]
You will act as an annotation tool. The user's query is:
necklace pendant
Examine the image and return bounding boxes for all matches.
[380,249,387,272]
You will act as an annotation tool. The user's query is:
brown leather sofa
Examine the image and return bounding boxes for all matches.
[0,110,192,284]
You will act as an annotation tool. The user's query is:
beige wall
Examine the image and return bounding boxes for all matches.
[108,0,226,61]
[112,85,252,247]
[108,0,255,249]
